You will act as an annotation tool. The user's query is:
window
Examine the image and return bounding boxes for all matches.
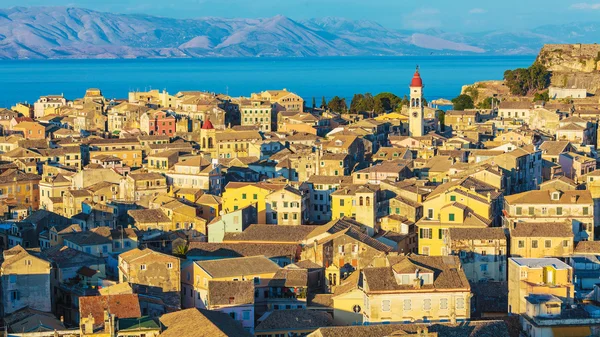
[557,207,562,215]
[545,240,552,248]
[563,240,569,247]
[381,300,391,312]
[419,228,432,239]
[427,209,434,219]
[242,193,247,200]
[140,264,146,270]
[529,207,534,215]
[423,299,431,310]
[518,240,525,248]
[254,277,260,285]
[167,263,173,269]
[449,213,455,221]
[456,298,465,309]
[450,195,456,201]
[403,299,411,310]
[480,264,488,272]
[253,194,258,200]
[340,199,345,206]
[440,298,448,309]
[584,207,589,215]
[541,207,547,215]
[532,240,538,248]
[243,311,250,320]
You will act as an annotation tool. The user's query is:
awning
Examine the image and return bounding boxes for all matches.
[551,326,591,337]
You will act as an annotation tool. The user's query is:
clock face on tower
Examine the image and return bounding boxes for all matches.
[412,112,418,118]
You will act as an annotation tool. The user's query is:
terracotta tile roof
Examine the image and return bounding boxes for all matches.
[196,256,280,278]
[128,209,171,223]
[448,228,507,241]
[511,222,573,238]
[187,242,299,259]
[309,320,510,337]
[363,255,469,292]
[63,227,112,246]
[308,293,333,308]
[207,280,254,306]
[574,241,600,255]
[159,308,252,337]
[269,268,308,287]
[256,310,333,332]
[128,172,165,181]
[333,271,361,297]
[504,189,592,205]
[41,245,103,268]
[79,294,141,327]
[223,224,319,243]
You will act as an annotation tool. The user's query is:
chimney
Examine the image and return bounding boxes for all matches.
[413,277,422,289]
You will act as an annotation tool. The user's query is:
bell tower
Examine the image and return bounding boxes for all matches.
[409,67,425,137]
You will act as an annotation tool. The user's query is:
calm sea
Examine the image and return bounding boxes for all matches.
[0,56,534,107]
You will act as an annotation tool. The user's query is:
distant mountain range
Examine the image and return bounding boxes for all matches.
[0,7,599,59]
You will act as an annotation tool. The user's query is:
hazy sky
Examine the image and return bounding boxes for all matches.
[4,0,600,32]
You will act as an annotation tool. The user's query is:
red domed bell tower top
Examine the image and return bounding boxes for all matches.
[410,67,423,87]
[201,119,214,130]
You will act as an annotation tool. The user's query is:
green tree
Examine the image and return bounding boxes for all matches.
[533,90,550,102]
[451,94,475,110]
[363,93,375,111]
[350,94,365,113]
[478,96,500,109]
[374,92,401,112]
[173,244,188,257]
[504,62,551,96]
[321,96,327,109]
[374,99,385,114]
[436,109,446,131]
[401,95,410,107]
[464,85,480,102]
[328,96,347,113]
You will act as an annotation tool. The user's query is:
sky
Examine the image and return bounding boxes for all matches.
[3,0,600,32]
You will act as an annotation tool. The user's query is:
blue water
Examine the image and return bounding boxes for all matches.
[0,56,535,107]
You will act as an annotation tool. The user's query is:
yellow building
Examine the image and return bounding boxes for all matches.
[264,186,309,225]
[240,100,273,131]
[416,203,490,256]
[360,255,471,324]
[215,129,262,159]
[196,193,222,222]
[251,89,304,113]
[508,257,574,314]
[90,149,142,168]
[119,172,167,202]
[503,189,594,242]
[1,246,52,314]
[422,176,502,226]
[118,248,181,300]
[330,185,379,236]
[510,222,573,258]
[181,256,280,309]
[10,103,33,117]
[221,181,286,223]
